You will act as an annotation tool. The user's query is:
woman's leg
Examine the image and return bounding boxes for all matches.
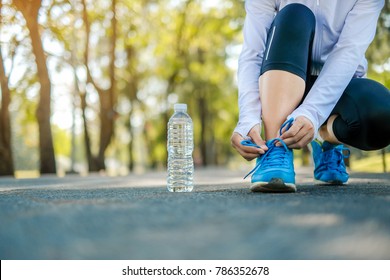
[260,71,305,139]
[260,3,315,139]
[248,3,316,193]
[321,78,390,151]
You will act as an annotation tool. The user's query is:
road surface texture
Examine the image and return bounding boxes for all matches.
[0,167,389,259]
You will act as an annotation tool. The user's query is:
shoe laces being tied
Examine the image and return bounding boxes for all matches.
[242,138,291,179]
[242,118,294,179]
[322,145,350,172]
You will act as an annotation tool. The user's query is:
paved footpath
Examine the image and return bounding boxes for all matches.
[0,167,389,260]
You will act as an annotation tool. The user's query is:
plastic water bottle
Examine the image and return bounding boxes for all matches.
[167,103,194,192]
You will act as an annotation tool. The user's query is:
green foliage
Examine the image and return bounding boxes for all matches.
[2,0,388,174]
[145,0,245,166]
[52,125,71,156]
[366,1,390,88]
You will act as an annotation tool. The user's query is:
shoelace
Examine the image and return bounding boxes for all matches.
[242,138,291,179]
[322,145,350,172]
[280,117,294,134]
[242,118,294,179]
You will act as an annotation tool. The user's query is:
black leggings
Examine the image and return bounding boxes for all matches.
[261,3,390,151]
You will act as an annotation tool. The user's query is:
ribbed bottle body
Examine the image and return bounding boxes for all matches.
[167,109,194,192]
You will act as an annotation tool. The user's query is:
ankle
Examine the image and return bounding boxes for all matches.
[319,115,342,144]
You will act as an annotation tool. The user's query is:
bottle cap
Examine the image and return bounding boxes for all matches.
[174,103,187,111]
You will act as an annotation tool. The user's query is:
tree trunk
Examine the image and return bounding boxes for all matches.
[126,104,136,172]
[26,19,56,174]
[81,0,117,172]
[382,149,387,173]
[301,145,310,166]
[79,92,99,172]
[96,90,115,170]
[94,0,117,170]
[198,95,207,166]
[0,36,14,176]
[127,117,134,172]
[80,0,97,172]
[344,145,350,168]
[13,0,56,174]
[123,44,139,172]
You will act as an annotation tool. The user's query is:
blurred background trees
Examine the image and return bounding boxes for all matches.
[0,0,388,177]
[0,1,14,175]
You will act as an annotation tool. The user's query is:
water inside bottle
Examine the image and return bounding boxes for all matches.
[167,117,194,192]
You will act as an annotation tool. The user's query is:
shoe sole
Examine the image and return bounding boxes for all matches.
[250,178,296,193]
[314,179,348,185]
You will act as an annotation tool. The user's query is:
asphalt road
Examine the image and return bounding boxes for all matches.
[0,167,389,260]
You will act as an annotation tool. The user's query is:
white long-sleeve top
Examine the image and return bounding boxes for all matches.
[234,0,384,138]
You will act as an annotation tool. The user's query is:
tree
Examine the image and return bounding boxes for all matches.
[81,0,117,171]
[3,0,249,174]
[0,1,14,176]
[114,0,148,171]
[366,1,390,75]
[151,0,243,166]
[12,0,56,174]
[366,5,390,172]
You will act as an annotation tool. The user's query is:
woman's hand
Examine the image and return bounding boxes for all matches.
[279,116,314,149]
[231,124,268,161]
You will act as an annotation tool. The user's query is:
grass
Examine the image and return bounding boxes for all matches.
[350,154,389,173]
[12,153,390,179]
[14,170,40,179]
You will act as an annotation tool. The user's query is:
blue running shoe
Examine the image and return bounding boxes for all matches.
[311,140,350,184]
[241,118,296,193]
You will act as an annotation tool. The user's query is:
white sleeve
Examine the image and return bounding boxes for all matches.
[233,0,276,137]
[288,0,384,135]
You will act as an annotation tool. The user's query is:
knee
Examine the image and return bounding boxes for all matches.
[349,79,390,127]
[333,78,390,150]
[364,107,390,149]
[353,80,390,149]
[277,4,316,35]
